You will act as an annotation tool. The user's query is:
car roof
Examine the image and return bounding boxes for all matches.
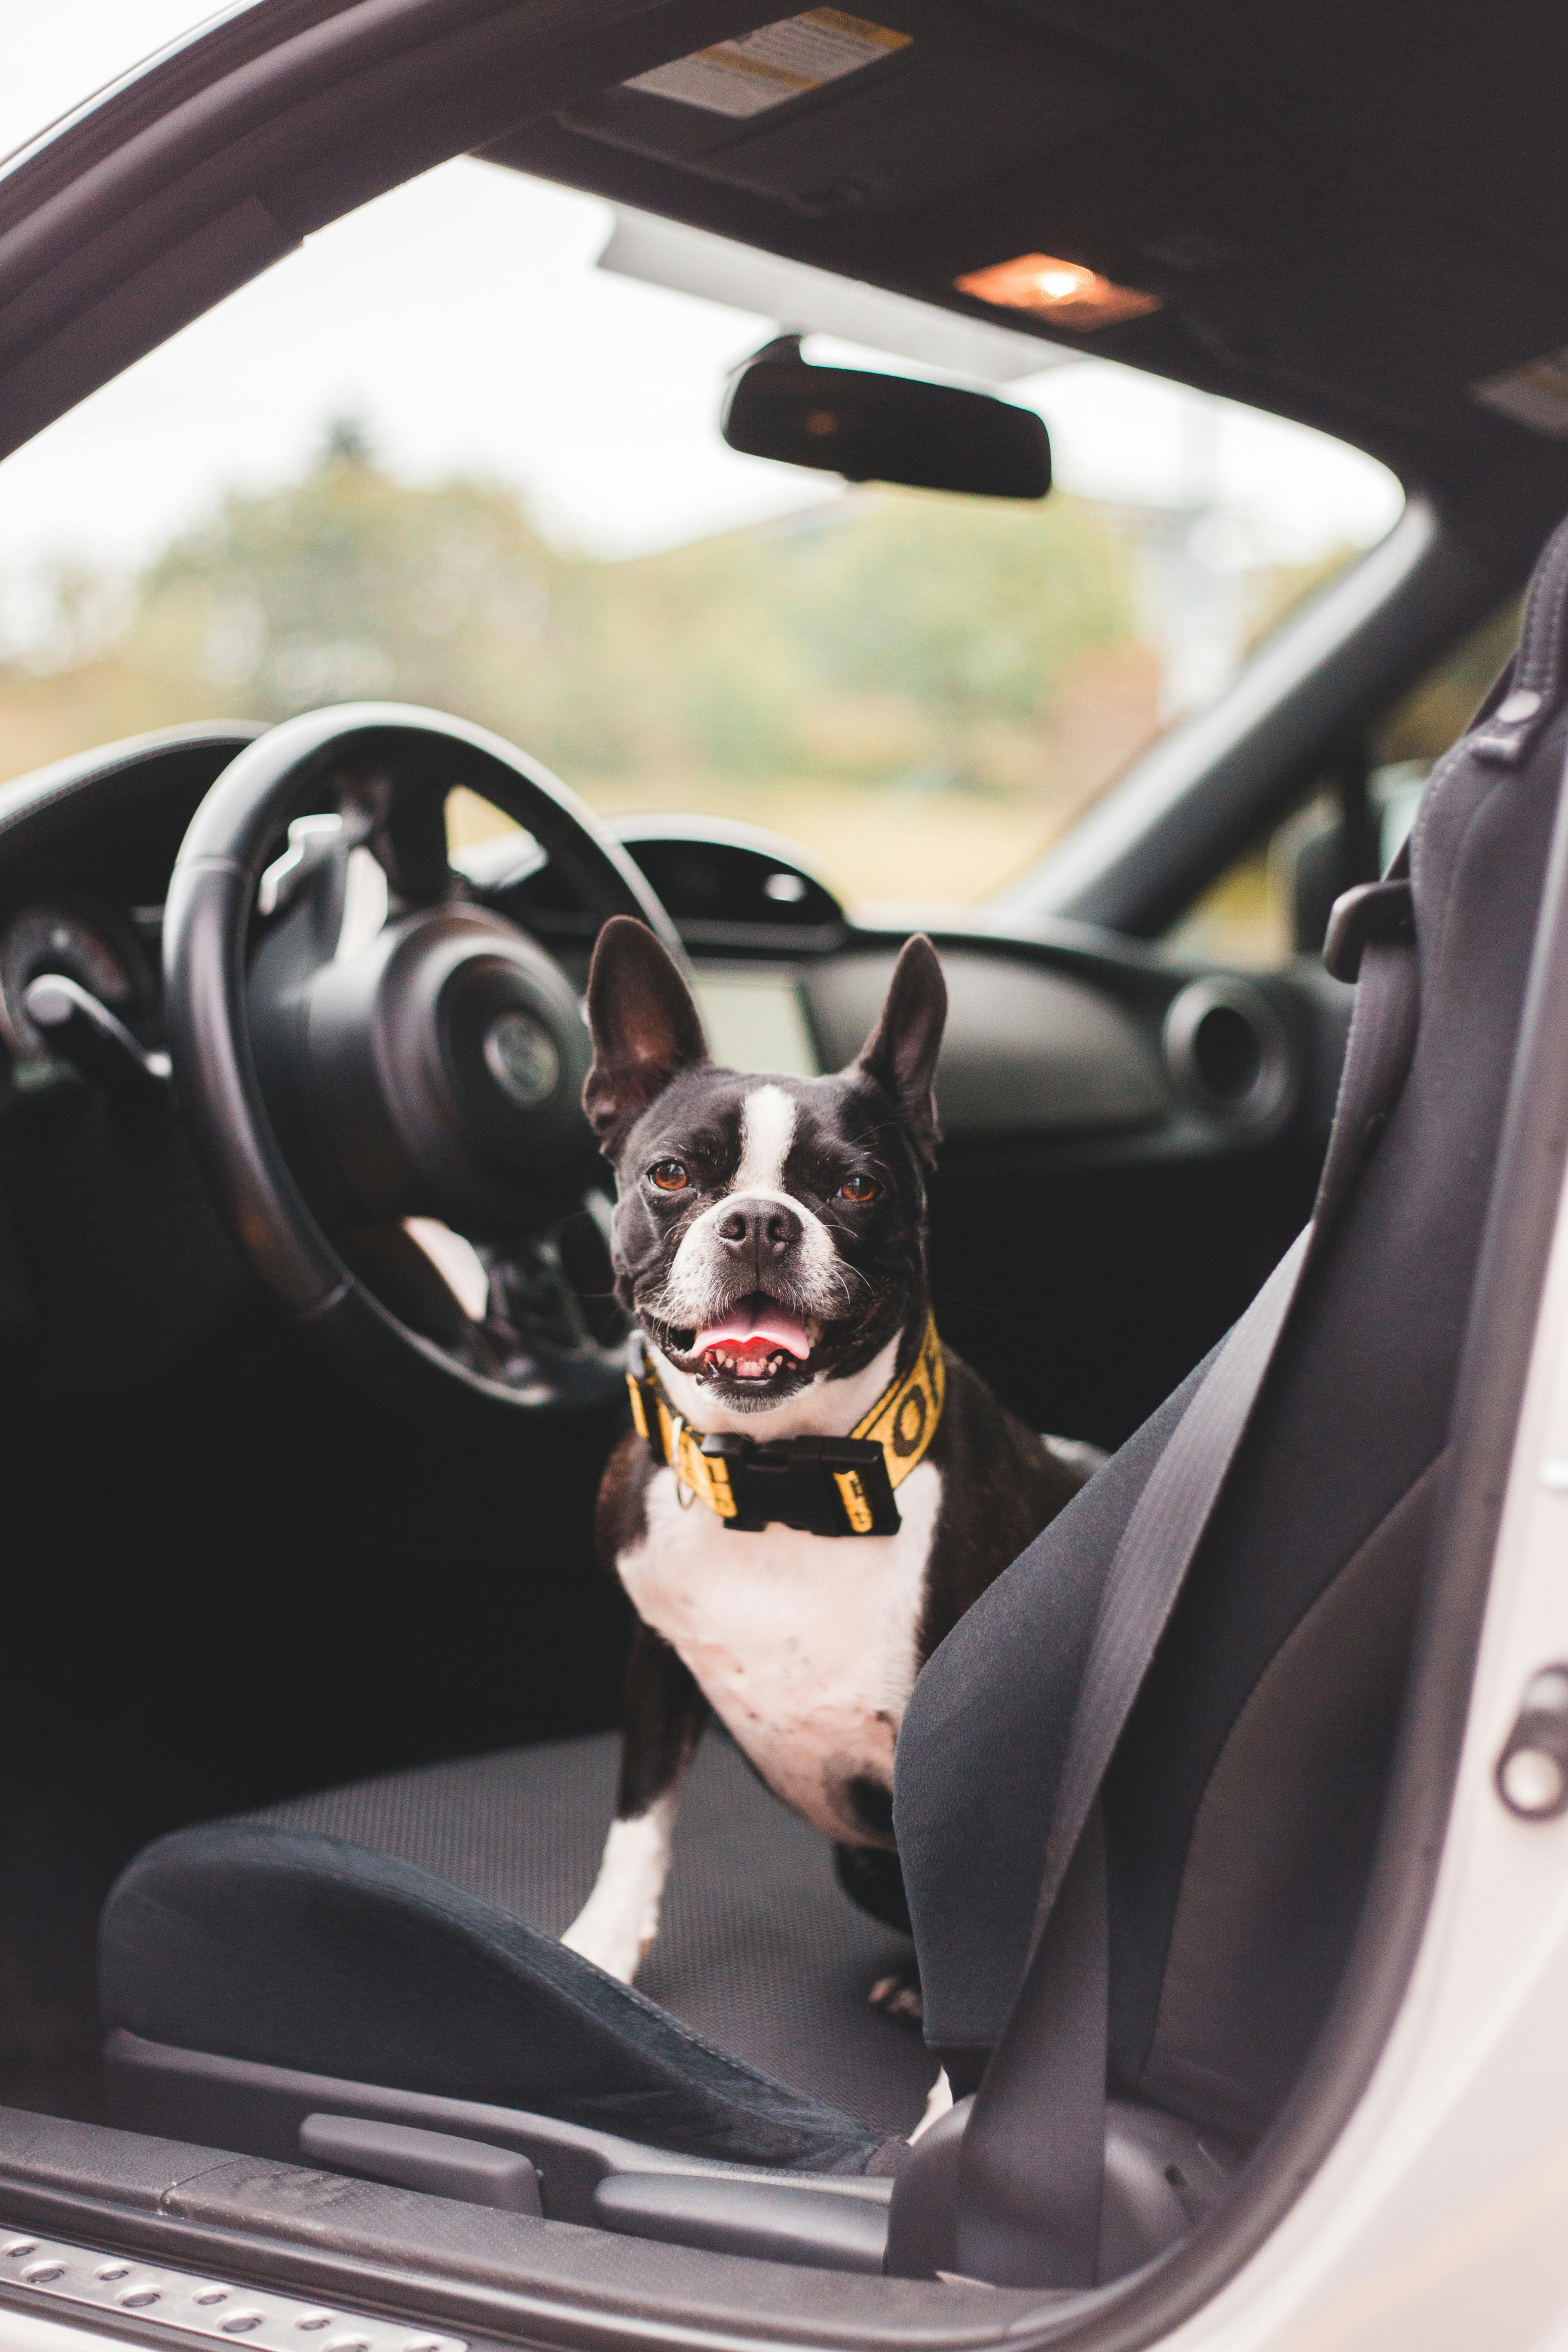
[3,0,1566,576]
[480,0,1568,572]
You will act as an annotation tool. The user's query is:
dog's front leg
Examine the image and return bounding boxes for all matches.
[562,1621,707,1983]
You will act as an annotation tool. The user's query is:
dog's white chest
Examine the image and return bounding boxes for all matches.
[616,1461,941,1842]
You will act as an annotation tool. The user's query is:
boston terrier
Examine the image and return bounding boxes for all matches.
[563,916,1096,2000]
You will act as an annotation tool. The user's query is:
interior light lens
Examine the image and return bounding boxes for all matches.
[952,252,1162,330]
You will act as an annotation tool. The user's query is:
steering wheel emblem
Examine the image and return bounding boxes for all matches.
[483,1008,561,1108]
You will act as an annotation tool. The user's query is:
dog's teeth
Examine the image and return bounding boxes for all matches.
[698,1338,805,1382]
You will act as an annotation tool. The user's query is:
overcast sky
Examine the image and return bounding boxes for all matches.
[0,0,1404,583]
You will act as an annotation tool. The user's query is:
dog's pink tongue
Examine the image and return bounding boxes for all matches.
[692,1302,811,1361]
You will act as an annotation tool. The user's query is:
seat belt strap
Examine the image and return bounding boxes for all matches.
[950,901,1420,2290]
[953,1803,1109,2289]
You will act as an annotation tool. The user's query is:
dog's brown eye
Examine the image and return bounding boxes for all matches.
[649,1159,690,1191]
[839,1172,880,1204]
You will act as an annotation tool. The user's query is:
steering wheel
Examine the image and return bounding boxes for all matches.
[162,703,685,1421]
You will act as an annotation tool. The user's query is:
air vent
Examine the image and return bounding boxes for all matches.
[1163,977,1290,1121]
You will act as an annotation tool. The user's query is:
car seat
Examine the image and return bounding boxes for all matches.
[98,513,1568,2287]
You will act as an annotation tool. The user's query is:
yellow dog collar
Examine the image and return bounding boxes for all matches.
[626,1312,946,1537]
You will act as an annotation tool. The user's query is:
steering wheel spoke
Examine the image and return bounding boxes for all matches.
[162,701,680,1420]
[340,766,456,908]
[333,1204,626,1408]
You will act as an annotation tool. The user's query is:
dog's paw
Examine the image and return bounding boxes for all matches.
[909,2069,952,2143]
[560,1913,648,1984]
[562,1804,675,1983]
[869,1967,924,2025]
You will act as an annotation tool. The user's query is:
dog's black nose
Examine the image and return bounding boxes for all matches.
[717,1197,799,1259]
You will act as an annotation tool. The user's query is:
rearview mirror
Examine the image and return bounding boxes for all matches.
[720,337,1050,501]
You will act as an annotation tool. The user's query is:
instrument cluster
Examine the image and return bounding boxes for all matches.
[0,900,154,1066]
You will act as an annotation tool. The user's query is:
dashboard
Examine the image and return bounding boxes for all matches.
[0,900,156,1066]
[0,723,1353,1431]
[0,723,1347,1149]
[463,810,1343,1163]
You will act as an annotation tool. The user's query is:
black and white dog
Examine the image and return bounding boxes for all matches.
[563,916,1095,1994]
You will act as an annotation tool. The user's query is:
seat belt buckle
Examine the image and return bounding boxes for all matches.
[1323,878,1415,983]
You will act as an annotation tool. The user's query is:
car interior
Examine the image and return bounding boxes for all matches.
[3,0,1568,2345]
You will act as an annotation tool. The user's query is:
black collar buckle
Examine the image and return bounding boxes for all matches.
[699,1431,902,1537]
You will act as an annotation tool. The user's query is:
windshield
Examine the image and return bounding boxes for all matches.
[0,147,1400,908]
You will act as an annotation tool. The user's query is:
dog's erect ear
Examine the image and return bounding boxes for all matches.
[583,916,708,1152]
[852,934,946,1167]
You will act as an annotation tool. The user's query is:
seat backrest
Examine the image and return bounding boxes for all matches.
[897,517,1568,2145]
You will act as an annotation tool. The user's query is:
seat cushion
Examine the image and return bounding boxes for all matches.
[234,1729,934,2138]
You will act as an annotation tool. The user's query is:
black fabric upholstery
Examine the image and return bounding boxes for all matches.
[895,1369,1204,2064]
[105,1732,934,2144]
[101,1812,881,2171]
[898,668,1562,2140]
[1143,1458,1441,2122]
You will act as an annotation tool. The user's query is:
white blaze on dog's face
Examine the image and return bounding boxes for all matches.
[583,920,946,1416]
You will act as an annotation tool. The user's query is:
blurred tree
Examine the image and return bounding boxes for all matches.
[130,416,561,729]
[539,486,1136,792]
[21,422,1138,789]
[763,491,1133,784]
[0,418,1210,897]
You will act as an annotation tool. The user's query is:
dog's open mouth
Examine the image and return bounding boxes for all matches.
[689,1293,815,1382]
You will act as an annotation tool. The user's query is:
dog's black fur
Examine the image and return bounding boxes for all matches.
[562,918,1089,1990]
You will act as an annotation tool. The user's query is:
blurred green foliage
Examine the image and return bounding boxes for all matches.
[0,421,1167,897]
[81,422,1134,785]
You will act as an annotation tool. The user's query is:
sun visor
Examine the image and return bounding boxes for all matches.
[597,206,1074,378]
[557,4,1135,220]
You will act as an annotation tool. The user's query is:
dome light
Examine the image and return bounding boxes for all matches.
[953,251,1161,329]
